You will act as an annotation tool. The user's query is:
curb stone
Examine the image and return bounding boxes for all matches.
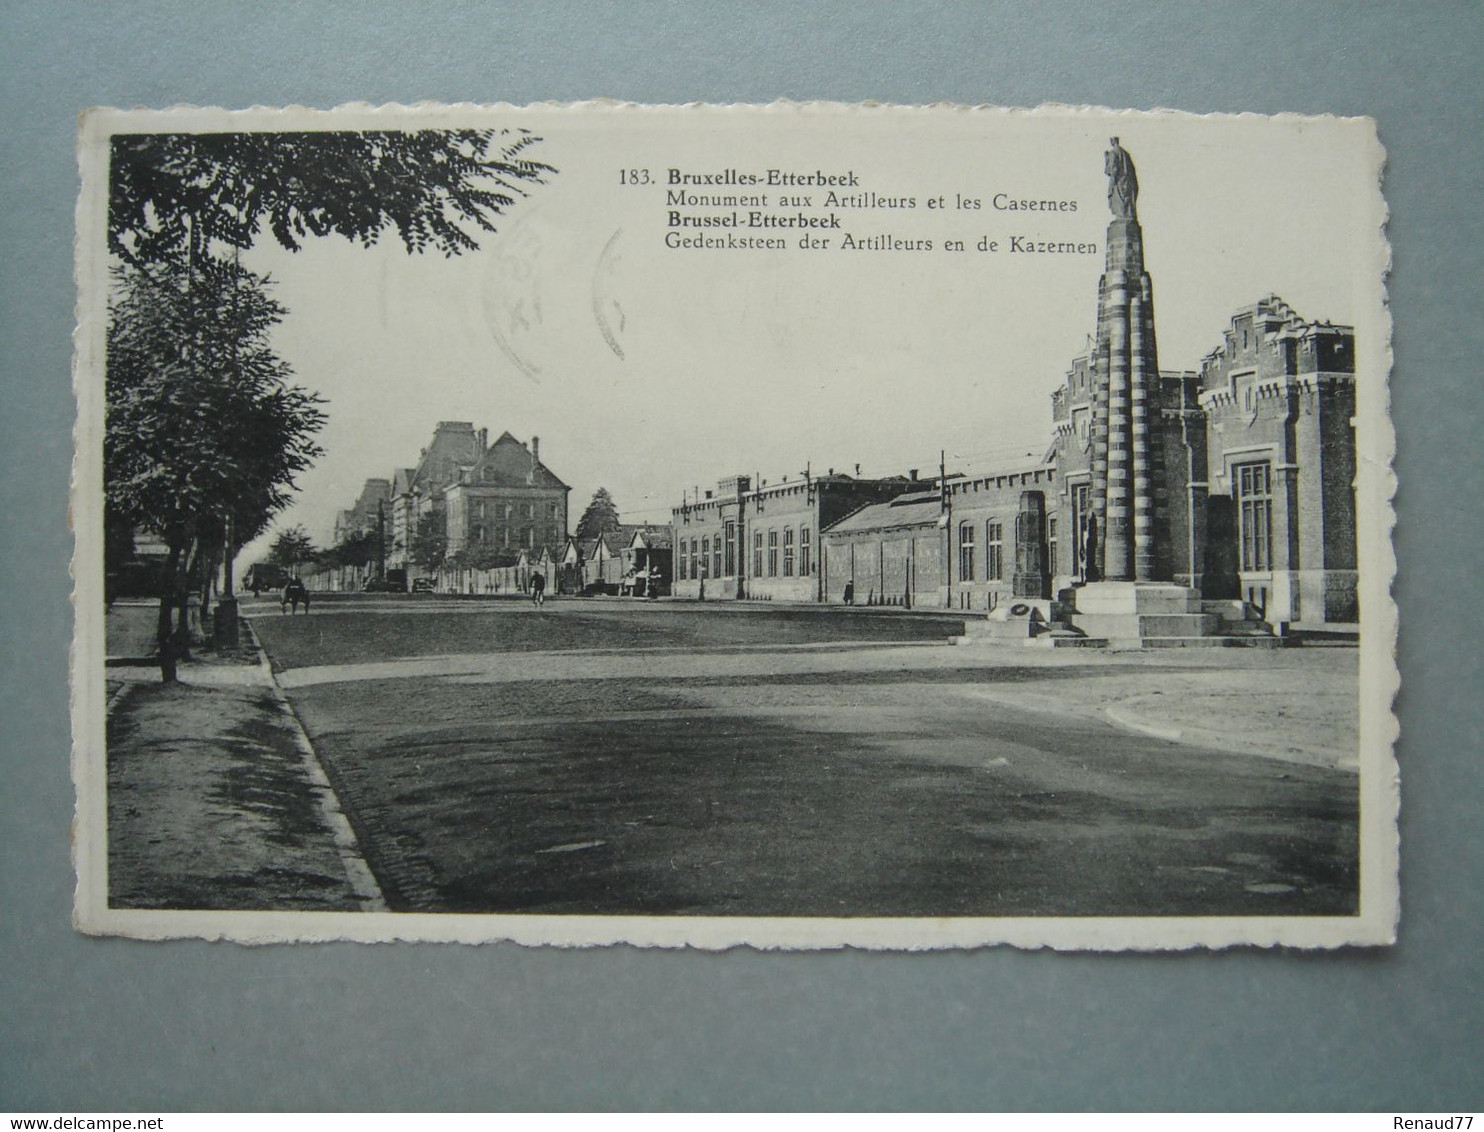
[242,618,388,913]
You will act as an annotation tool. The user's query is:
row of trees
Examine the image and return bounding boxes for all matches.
[104,129,554,681]
[106,256,324,677]
[262,513,453,582]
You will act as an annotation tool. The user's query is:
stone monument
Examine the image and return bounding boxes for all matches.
[956,141,1279,649]
[1062,140,1261,646]
[1012,491,1050,599]
[1089,137,1165,582]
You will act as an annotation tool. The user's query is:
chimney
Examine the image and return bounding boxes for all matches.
[854,463,861,477]
[909,469,919,481]
[531,436,540,464]
[478,427,488,452]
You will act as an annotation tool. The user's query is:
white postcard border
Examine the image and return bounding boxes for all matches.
[72,101,1398,950]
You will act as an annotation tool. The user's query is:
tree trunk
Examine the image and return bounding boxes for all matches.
[156,540,182,683]
[189,536,213,627]
[172,536,195,662]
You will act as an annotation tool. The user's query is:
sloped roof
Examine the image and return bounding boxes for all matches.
[596,524,666,552]
[354,478,392,508]
[464,431,569,490]
[411,421,481,491]
[594,527,631,553]
[629,526,673,549]
[825,494,943,536]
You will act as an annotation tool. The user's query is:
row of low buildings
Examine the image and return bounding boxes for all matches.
[671,294,1357,627]
[667,144,1357,630]
[317,292,1355,629]
[315,145,1356,631]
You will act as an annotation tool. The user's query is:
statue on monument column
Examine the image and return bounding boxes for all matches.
[1105,136,1138,220]
[1083,512,1100,583]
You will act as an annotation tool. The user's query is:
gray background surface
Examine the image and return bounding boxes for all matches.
[2,1,1480,1112]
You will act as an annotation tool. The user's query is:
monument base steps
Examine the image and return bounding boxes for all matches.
[951,582,1282,648]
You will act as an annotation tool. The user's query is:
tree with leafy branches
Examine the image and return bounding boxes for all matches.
[575,487,623,541]
[466,543,517,571]
[267,525,318,574]
[105,126,555,680]
[322,528,382,572]
[409,511,448,575]
[108,129,554,266]
[107,258,324,681]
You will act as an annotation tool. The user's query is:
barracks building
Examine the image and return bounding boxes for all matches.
[671,143,1358,632]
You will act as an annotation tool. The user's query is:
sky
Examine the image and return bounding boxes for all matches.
[212,105,1383,563]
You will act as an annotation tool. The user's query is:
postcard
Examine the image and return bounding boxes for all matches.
[73,102,1396,948]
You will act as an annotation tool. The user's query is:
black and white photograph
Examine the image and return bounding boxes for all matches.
[72,103,1395,949]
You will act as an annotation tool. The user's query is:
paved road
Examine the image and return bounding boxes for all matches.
[248,594,1359,918]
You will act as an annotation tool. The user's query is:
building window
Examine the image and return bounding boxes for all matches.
[700,537,711,578]
[753,531,764,576]
[783,527,795,576]
[724,521,736,576]
[521,527,533,549]
[986,521,1004,581]
[691,537,700,579]
[1236,461,1273,572]
[767,530,779,576]
[474,524,485,543]
[799,526,811,575]
[477,500,486,520]
[1047,517,1058,574]
[958,521,976,582]
[712,536,722,579]
[548,503,558,519]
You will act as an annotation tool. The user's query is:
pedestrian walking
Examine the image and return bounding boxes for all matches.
[530,571,545,608]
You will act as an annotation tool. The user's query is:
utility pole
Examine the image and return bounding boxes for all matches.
[941,449,951,608]
[210,231,245,649]
[377,497,387,581]
[213,511,240,648]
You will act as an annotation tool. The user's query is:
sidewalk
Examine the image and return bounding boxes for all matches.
[106,603,381,912]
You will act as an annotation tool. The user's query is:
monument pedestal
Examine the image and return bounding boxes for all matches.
[952,581,1281,648]
[1066,581,1219,644]
[1071,581,1201,614]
